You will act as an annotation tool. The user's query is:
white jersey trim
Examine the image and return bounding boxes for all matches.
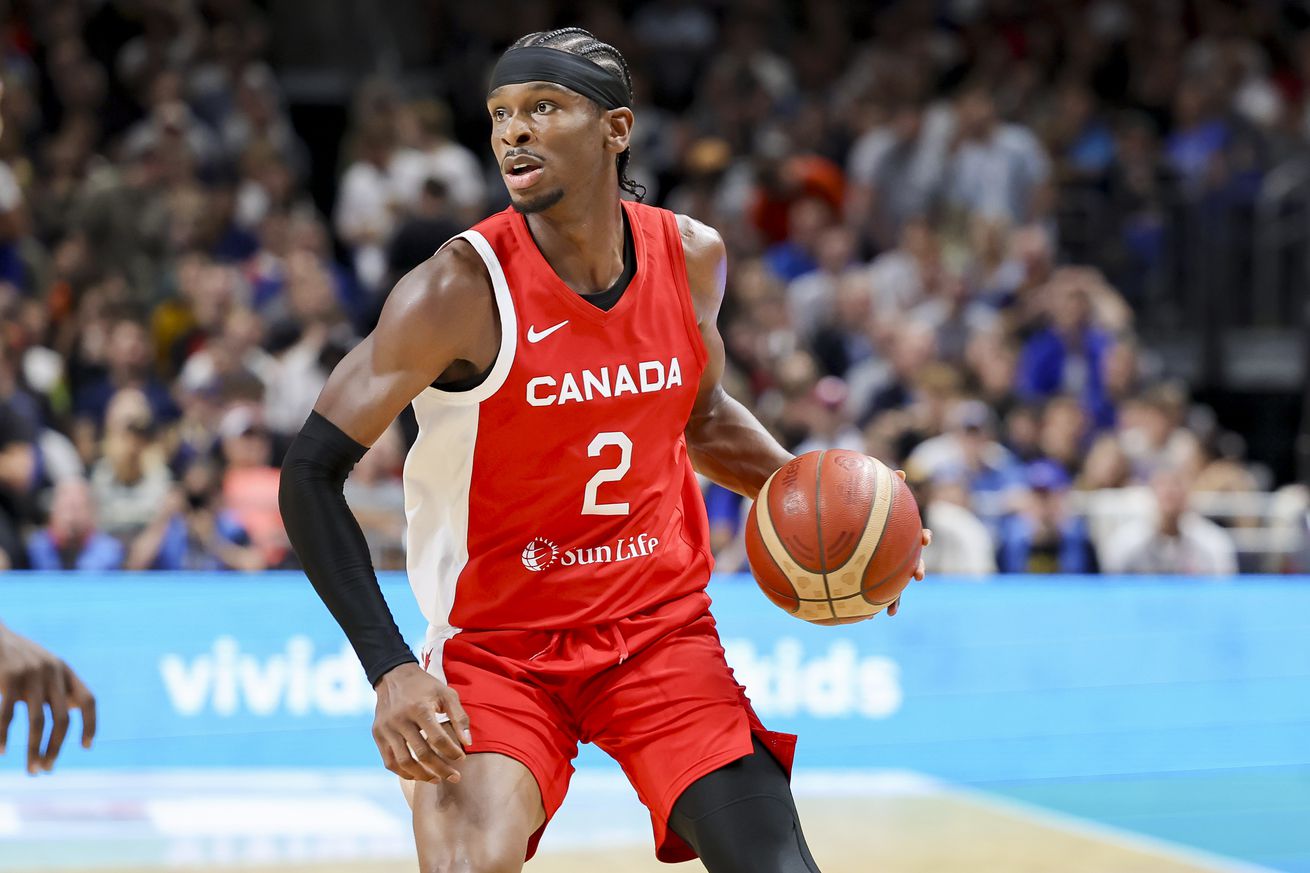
[423,230,518,406]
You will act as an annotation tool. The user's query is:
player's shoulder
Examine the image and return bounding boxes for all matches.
[381,236,493,336]
[671,212,726,312]
[672,212,726,266]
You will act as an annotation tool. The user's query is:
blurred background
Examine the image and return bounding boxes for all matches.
[0,1,1308,872]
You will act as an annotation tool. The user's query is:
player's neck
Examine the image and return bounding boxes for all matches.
[524,182,626,296]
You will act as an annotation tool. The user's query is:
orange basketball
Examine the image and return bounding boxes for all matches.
[744,450,923,625]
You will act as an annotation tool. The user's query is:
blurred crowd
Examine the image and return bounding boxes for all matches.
[0,0,1307,575]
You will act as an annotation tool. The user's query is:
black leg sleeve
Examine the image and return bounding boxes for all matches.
[668,736,822,873]
[278,411,417,686]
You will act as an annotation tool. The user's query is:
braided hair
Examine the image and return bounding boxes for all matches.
[510,28,647,202]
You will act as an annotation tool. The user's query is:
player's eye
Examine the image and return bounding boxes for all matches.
[536,101,553,114]
[491,108,507,121]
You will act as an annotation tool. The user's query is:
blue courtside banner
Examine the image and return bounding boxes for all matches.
[1,574,1307,783]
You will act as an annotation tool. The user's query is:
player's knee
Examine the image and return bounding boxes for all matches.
[678,795,820,873]
[419,842,524,873]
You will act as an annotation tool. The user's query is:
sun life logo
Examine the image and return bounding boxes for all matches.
[521,537,559,572]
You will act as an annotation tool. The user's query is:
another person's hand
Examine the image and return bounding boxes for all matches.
[372,662,471,784]
[889,469,933,617]
[0,625,97,774]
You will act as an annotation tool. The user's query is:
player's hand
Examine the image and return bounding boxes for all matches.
[373,662,471,784]
[889,470,933,617]
[0,626,97,774]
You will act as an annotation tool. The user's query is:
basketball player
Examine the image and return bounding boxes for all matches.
[0,621,97,774]
[280,29,930,873]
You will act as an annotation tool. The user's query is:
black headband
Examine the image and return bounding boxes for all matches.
[489,46,630,110]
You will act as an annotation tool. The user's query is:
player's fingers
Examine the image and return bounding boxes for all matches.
[401,724,459,784]
[438,688,472,747]
[895,469,907,481]
[26,672,48,775]
[416,708,465,762]
[41,671,71,772]
[921,528,933,548]
[914,557,926,581]
[374,727,429,783]
[888,597,900,617]
[66,672,96,749]
[0,692,15,755]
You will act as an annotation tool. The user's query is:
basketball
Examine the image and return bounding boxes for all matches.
[745,450,923,625]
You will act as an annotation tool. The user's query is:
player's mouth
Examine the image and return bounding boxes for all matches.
[503,154,545,191]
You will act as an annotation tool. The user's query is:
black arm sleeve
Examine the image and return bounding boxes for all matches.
[278,411,418,686]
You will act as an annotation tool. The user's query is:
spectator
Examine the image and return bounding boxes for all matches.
[390,99,486,224]
[88,388,172,542]
[704,481,747,573]
[762,197,834,282]
[217,406,286,567]
[846,97,953,250]
[859,322,935,423]
[1016,277,1115,429]
[865,216,941,319]
[0,399,35,568]
[1077,434,1133,491]
[908,270,999,365]
[333,121,399,293]
[998,460,1098,574]
[1035,396,1090,477]
[809,271,877,380]
[1118,386,1204,483]
[915,474,996,577]
[907,399,1022,533]
[386,178,462,286]
[1103,467,1238,575]
[26,477,123,571]
[127,458,263,571]
[793,376,864,456]
[945,83,1052,225]
[0,3,1293,579]
[786,225,858,342]
[74,317,179,428]
[344,425,406,571]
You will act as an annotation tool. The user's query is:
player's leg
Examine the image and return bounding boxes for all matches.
[407,629,581,872]
[405,752,545,873]
[667,736,821,873]
[580,594,817,873]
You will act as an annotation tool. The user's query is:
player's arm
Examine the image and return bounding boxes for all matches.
[0,622,96,774]
[679,215,793,501]
[279,241,490,784]
[677,216,931,607]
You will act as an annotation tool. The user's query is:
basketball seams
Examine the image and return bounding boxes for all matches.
[754,460,829,603]
[859,460,896,584]
[745,452,920,626]
[864,478,923,598]
[812,450,836,620]
[826,454,878,572]
[748,471,802,613]
[823,458,892,600]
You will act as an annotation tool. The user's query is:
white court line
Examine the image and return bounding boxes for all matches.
[0,768,1279,873]
[948,782,1280,873]
[146,796,405,837]
[0,803,18,837]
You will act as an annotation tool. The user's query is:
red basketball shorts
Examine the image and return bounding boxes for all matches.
[419,589,797,863]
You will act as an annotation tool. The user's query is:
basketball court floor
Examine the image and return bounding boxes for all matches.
[0,768,1278,873]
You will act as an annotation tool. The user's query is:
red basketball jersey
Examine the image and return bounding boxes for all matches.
[403,202,714,647]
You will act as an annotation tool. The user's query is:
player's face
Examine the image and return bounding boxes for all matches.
[487,82,614,214]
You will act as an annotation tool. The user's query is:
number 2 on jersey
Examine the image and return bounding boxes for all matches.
[582,432,632,515]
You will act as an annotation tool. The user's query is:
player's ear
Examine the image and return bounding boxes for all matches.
[603,107,633,156]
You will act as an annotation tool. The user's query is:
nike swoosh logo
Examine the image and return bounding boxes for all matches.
[526,320,569,343]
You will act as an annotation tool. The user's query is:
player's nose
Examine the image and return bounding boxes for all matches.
[501,113,533,146]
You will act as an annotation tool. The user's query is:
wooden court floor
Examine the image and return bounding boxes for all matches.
[46,792,1250,873]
